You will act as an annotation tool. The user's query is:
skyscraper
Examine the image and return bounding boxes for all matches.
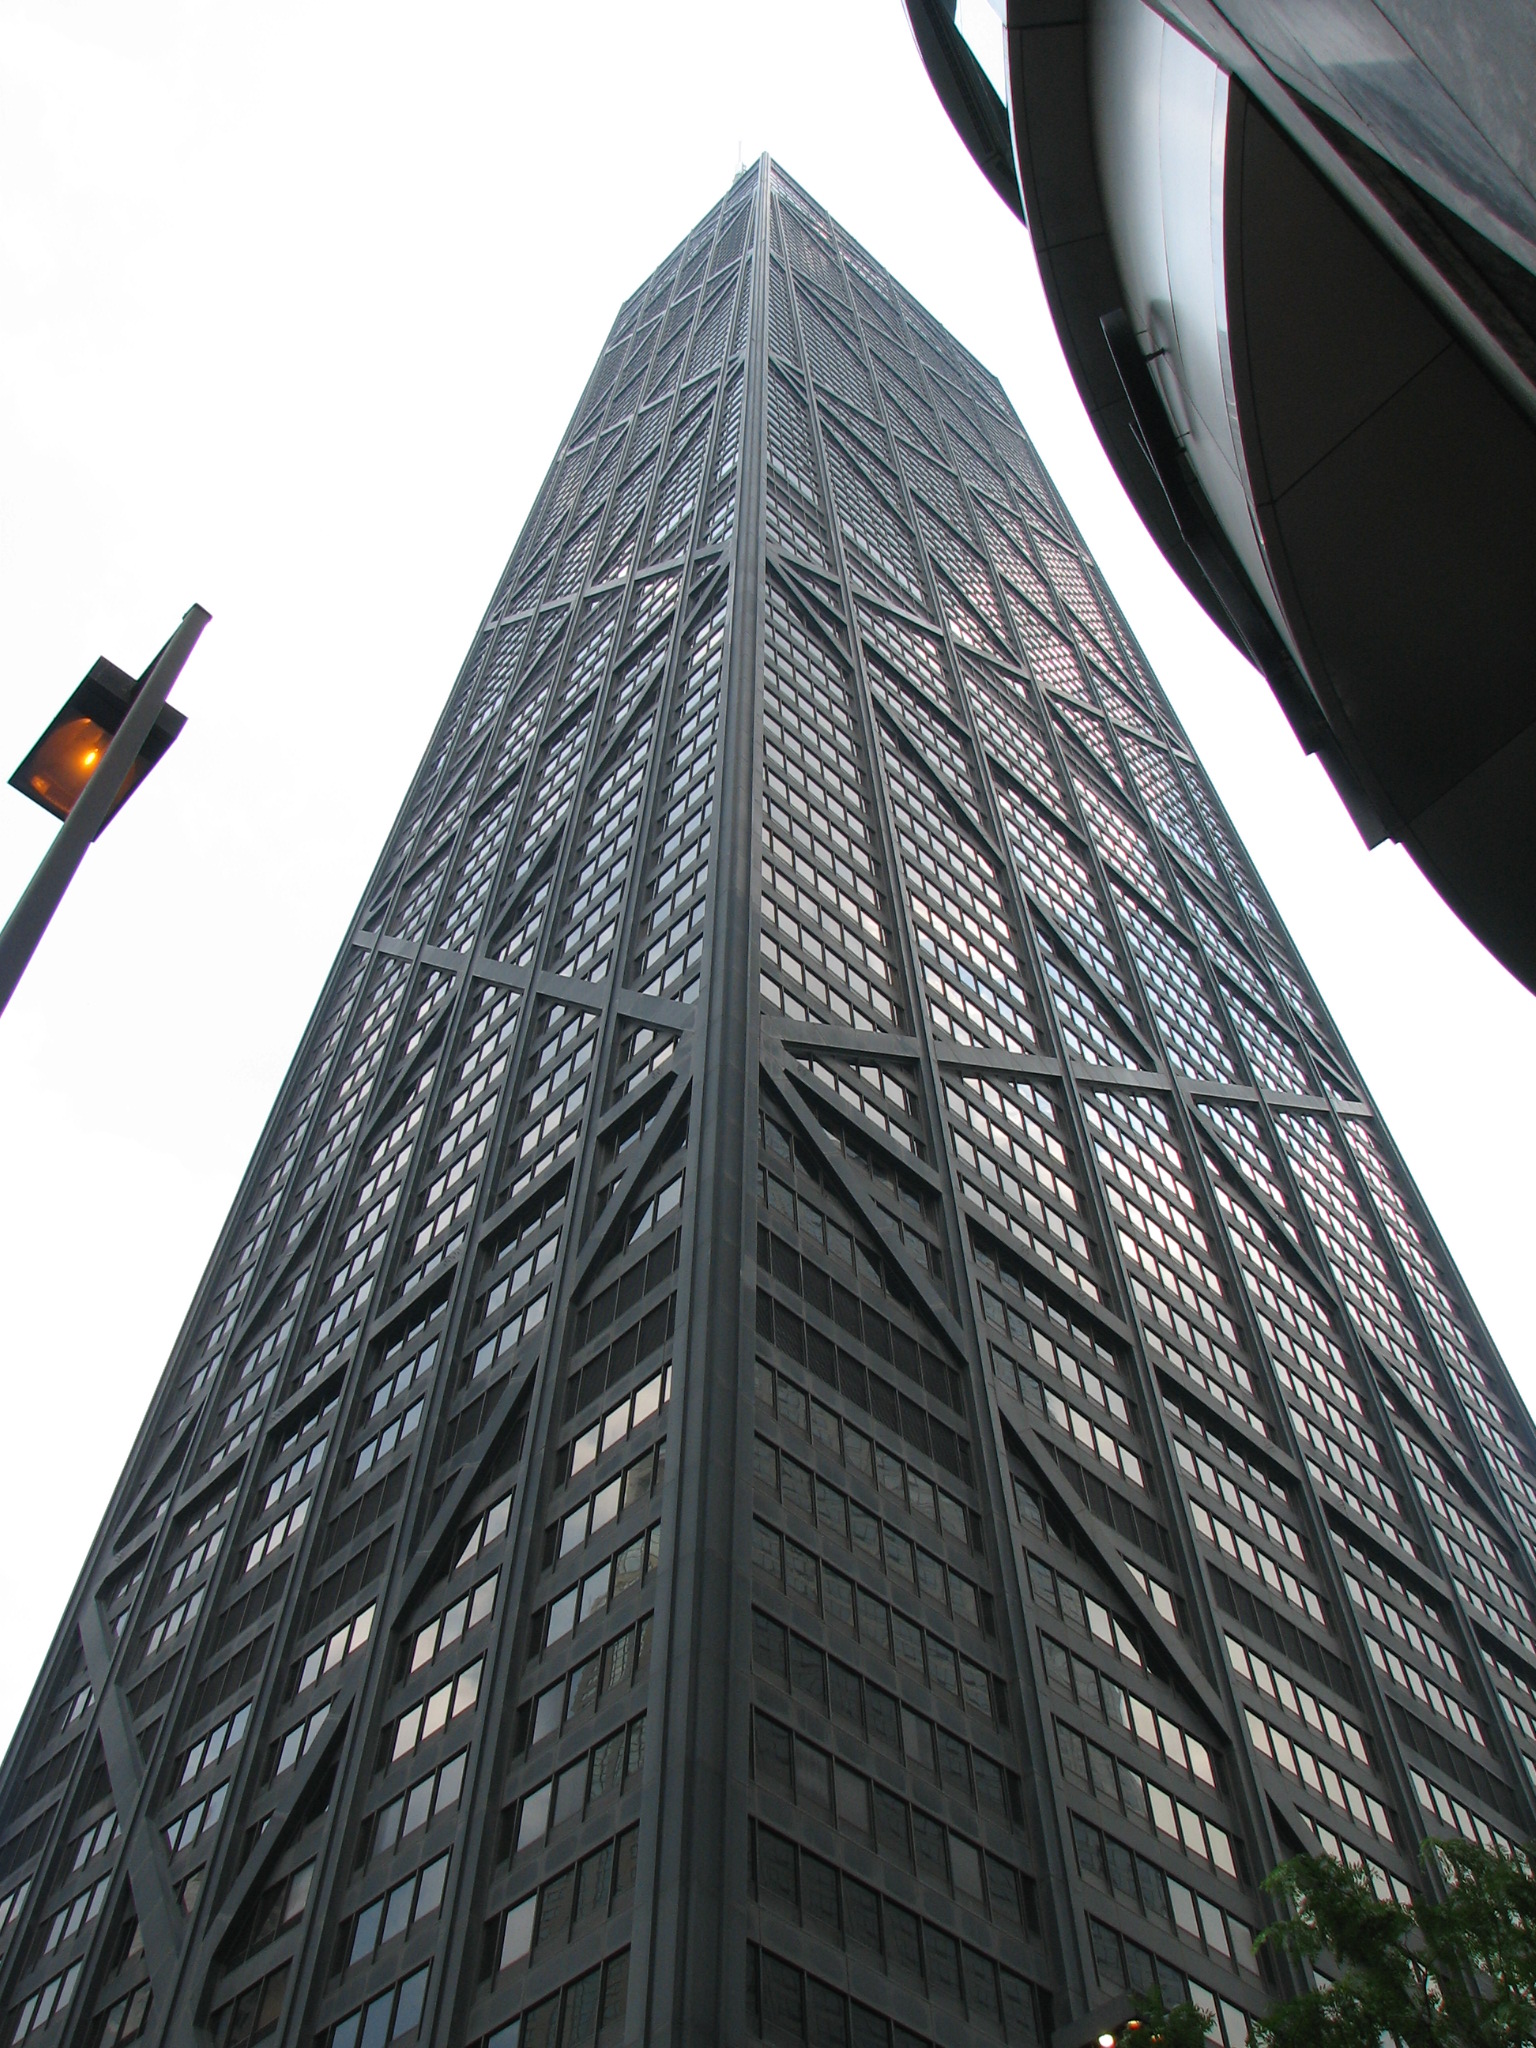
[4,159,1534,2048]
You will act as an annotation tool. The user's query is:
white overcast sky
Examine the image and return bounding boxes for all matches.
[1,1,1532,1752]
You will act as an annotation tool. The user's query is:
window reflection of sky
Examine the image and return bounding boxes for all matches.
[953,0,1008,100]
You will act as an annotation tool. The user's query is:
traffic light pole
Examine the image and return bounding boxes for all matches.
[0,603,210,1019]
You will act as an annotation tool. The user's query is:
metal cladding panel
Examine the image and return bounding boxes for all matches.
[3,159,1536,2048]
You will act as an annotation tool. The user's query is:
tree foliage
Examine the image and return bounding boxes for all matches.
[1252,1843,1536,2048]
[1117,1987,1214,2048]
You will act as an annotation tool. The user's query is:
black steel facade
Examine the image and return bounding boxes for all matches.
[4,160,1536,2048]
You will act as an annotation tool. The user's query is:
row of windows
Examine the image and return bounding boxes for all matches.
[1188,1497,1322,1628]
[409,1571,497,1676]
[760,909,896,1033]
[1172,1415,1295,1531]
[1208,1181,1424,1557]
[1199,1102,1292,1224]
[757,1712,1036,1949]
[67,1812,117,1874]
[1411,1770,1511,1855]
[948,1076,1073,1219]
[495,870,553,971]
[97,1984,151,2048]
[955,1161,1096,1319]
[1343,1555,1463,1687]
[1025,1550,1156,1660]
[975,1255,1117,1383]
[0,1882,29,1944]
[1000,1345,1146,1492]
[38,1876,107,1960]
[1245,1709,1392,1843]
[177,1701,251,1788]
[869,658,979,824]
[766,354,828,552]
[759,583,897,1032]
[754,1807,1033,1980]
[478,1947,627,2048]
[566,1224,679,1362]
[11,1959,81,2042]
[367,1747,466,1862]
[518,698,599,873]
[820,407,931,614]
[548,712,655,983]
[754,1359,973,1548]
[562,1367,670,1485]
[343,1849,447,1971]
[495,1825,638,1980]
[493,663,565,815]
[521,1612,652,1758]
[968,669,1062,823]
[1085,1917,1253,2048]
[1071,1811,1256,1979]
[757,1216,962,1419]
[1273,1114,1441,1416]
[546,1444,664,1570]
[859,600,964,737]
[561,1284,675,1426]
[752,1707,1017,1934]
[389,1658,482,1765]
[999,1280,1128,1413]
[882,746,1034,1059]
[296,1598,376,1695]
[391,847,453,947]
[531,1524,661,1655]
[598,609,670,753]
[273,1699,333,1779]
[749,1924,1036,2048]
[433,781,520,954]
[1344,1123,1536,1544]
[754,1438,989,1634]
[1073,772,1169,913]
[1113,889,1236,1086]
[1035,922,1140,1068]
[752,1516,997,1729]
[352,1397,424,1485]
[1040,1633,1219,1795]
[761,1165,919,1299]
[996,783,1125,1004]
[1225,1636,1367,1763]
[643,394,712,566]
[499,1097,590,1224]
[751,1609,1016,1828]
[1054,1720,1239,1881]
[506,1720,646,1862]
[1291,1421,1404,1550]
[794,1064,925,1196]
[327,1961,429,2048]
[632,593,726,1002]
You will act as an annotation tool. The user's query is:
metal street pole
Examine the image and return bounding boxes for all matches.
[0,603,210,1019]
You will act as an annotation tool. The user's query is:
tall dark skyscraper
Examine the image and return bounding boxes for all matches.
[5,160,1536,2048]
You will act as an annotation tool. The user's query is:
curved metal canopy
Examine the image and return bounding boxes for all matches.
[905,0,1536,994]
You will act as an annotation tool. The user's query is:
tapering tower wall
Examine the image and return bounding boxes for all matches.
[3,160,1534,2048]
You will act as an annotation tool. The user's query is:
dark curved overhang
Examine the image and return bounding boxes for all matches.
[914,2,1330,748]
[1224,85,1536,994]
[991,17,1263,635]
[904,0,1536,995]
[901,0,1024,225]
